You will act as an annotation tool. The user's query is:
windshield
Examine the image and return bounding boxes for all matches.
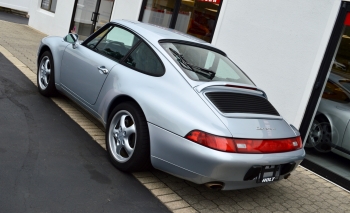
[160,42,254,85]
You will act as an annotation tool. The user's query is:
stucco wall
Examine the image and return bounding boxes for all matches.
[211,0,342,128]
[0,0,30,12]
[28,0,75,36]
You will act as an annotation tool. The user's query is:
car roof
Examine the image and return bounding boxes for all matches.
[111,19,216,48]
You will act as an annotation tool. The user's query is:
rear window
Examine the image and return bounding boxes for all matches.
[160,42,254,85]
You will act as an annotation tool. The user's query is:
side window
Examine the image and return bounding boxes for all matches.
[86,26,112,49]
[86,26,140,61]
[124,42,164,76]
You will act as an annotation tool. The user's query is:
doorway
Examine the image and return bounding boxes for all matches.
[70,0,115,40]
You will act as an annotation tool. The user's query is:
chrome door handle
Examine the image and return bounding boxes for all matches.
[98,66,109,74]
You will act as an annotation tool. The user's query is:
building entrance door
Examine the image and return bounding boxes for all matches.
[70,0,115,40]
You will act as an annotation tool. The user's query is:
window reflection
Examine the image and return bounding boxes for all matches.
[175,0,220,42]
[142,0,176,28]
[306,23,350,182]
[140,0,221,42]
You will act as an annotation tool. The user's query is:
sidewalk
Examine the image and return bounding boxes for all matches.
[1,19,350,213]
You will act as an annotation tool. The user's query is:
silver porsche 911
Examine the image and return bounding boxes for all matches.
[37,20,305,190]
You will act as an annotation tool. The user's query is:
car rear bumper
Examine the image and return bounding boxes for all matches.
[149,123,305,190]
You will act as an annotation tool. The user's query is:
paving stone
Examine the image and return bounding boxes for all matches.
[173,207,198,213]
[158,193,182,203]
[137,176,160,184]
[198,200,218,209]
[165,200,190,210]
[151,188,174,196]
[144,182,167,190]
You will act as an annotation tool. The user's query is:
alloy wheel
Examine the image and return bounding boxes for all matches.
[108,110,137,163]
[38,56,51,90]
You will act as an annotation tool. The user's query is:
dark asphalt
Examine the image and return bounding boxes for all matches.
[0,53,169,212]
[0,10,28,24]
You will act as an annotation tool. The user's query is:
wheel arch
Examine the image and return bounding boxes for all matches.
[314,112,333,136]
[37,45,52,67]
[315,113,331,125]
[106,94,146,123]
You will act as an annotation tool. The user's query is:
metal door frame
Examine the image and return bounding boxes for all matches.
[69,0,115,35]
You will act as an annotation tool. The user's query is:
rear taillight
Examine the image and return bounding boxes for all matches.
[185,130,237,152]
[185,130,302,154]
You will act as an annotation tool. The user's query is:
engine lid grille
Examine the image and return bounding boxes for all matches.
[205,92,279,116]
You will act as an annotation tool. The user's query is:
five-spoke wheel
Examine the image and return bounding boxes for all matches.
[109,111,137,162]
[37,51,57,96]
[106,102,151,172]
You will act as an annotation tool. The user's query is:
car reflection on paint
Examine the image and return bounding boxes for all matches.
[36,20,304,190]
[307,72,350,159]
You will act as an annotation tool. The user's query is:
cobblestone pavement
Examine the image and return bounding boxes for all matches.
[2,19,350,212]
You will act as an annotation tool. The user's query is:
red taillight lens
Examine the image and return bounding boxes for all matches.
[234,136,302,153]
[185,130,237,152]
[185,130,302,154]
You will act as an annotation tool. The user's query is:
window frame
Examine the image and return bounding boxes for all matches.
[82,23,166,77]
[138,0,224,43]
[40,0,57,13]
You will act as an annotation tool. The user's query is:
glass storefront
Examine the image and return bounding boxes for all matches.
[305,13,350,184]
[141,0,176,28]
[140,0,222,42]
[175,0,220,42]
[71,0,115,40]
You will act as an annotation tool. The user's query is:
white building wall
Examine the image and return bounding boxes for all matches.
[110,0,143,21]
[212,0,342,128]
[28,0,75,36]
[0,0,30,12]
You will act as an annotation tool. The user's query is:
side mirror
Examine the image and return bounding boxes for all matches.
[64,33,79,49]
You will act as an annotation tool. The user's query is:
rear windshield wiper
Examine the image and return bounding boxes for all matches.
[169,48,215,80]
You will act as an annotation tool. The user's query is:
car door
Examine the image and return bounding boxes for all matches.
[60,24,140,105]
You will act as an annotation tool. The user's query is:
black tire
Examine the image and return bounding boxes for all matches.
[37,51,57,96]
[106,102,151,172]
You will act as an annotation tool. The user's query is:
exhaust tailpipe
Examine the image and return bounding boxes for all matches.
[205,182,224,190]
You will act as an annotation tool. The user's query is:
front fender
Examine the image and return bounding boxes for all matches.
[38,36,70,88]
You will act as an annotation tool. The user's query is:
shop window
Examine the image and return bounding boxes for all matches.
[41,0,57,13]
[141,0,176,28]
[139,0,222,42]
[305,12,350,186]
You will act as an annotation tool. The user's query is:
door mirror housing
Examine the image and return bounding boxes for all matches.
[64,33,79,49]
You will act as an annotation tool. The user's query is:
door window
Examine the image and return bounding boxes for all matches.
[86,26,140,61]
[124,42,165,76]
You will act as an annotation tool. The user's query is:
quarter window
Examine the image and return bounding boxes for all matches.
[86,26,140,61]
[125,42,165,76]
[41,0,57,13]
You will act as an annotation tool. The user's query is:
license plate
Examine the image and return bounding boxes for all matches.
[256,165,280,183]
